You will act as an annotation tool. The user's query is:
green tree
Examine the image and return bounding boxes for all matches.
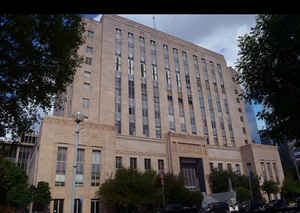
[0,15,85,140]
[98,168,161,213]
[162,173,203,207]
[208,169,233,193]
[236,15,300,145]
[0,155,32,210]
[31,181,51,212]
[209,170,263,200]
[281,165,300,200]
[235,187,251,202]
[98,168,203,213]
[261,180,280,201]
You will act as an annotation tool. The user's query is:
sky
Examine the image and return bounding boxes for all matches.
[87,14,265,130]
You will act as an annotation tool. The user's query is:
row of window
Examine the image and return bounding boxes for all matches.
[210,161,241,175]
[55,147,101,187]
[234,87,248,144]
[53,198,100,213]
[55,146,165,187]
[81,31,94,111]
[260,161,280,183]
[116,156,165,171]
[108,28,235,145]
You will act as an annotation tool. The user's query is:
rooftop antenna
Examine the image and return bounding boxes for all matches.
[152,16,156,30]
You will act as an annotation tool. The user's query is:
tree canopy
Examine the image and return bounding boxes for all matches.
[0,155,51,211]
[98,168,203,213]
[208,169,262,202]
[0,15,85,140]
[261,180,279,201]
[236,15,300,144]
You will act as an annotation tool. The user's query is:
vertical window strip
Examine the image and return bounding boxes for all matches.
[193,55,209,144]
[182,51,196,134]
[128,32,135,136]
[114,29,122,134]
[91,150,100,186]
[202,59,218,145]
[163,44,175,131]
[217,64,235,146]
[55,147,67,186]
[209,62,227,145]
[75,149,84,186]
[140,37,149,136]
[151,40,161,138]
[173,48,186,132]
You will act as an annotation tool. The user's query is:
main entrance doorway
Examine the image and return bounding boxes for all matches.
[179,157,206,192]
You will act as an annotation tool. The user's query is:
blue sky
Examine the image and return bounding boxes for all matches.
[83,14,265,130]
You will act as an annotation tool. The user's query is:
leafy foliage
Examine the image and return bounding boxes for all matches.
[98,168,203,213]
[0,14,85,140]
[208,169,262,201]
[0,155,51,211]
[235,187,251,202]
[0,155,31,209]
[261,180,279,201]
[31,181,51,211]
[281,165,300,200]
[236,15,300,144]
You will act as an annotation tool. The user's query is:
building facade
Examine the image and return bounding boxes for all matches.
[244,101,261,144]
[30,15,284,213]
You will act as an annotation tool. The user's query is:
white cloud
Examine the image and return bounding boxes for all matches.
[93,14,102,22]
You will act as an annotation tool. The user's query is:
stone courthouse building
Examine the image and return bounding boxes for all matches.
[28,15,284,213]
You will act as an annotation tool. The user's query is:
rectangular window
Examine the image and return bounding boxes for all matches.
[210,162,214,172]
[84,82,90,93]
[74,199,82,213]
[82,98,89,109]
[242,127,246,134]
[141,63,146,78]
[90,199,100,213]
[116,156,122,169]
[240,116,244,122]
[236,164,241,175]
[261,162,267,181]
[86,46,93,53]
[144,158,151,170]
[75,149,84,186]
[88,31,94,38]
[267,162,273,181]
[84,71,91,78]
[273,163,280,183]
[130,157,137,169]
[227,163,232,172]
[85,57,92,65]
[218,163,223,171]
[158,159,164,172]
[91,150,101,187]
[55,147,67,186]
[53,199,64,213]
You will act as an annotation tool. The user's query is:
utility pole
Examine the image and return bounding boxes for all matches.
[71,112,85,213]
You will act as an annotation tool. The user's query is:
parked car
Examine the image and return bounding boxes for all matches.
[264,199,289,210]
[238,200,264,212]
[229,202,239,212]
[201,202,230,213]
[159,204,197,213]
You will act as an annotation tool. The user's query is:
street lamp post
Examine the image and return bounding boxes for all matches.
[71,112,85,213]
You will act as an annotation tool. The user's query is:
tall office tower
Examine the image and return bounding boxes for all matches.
[244,101,262,144]
[30,15,284,213]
